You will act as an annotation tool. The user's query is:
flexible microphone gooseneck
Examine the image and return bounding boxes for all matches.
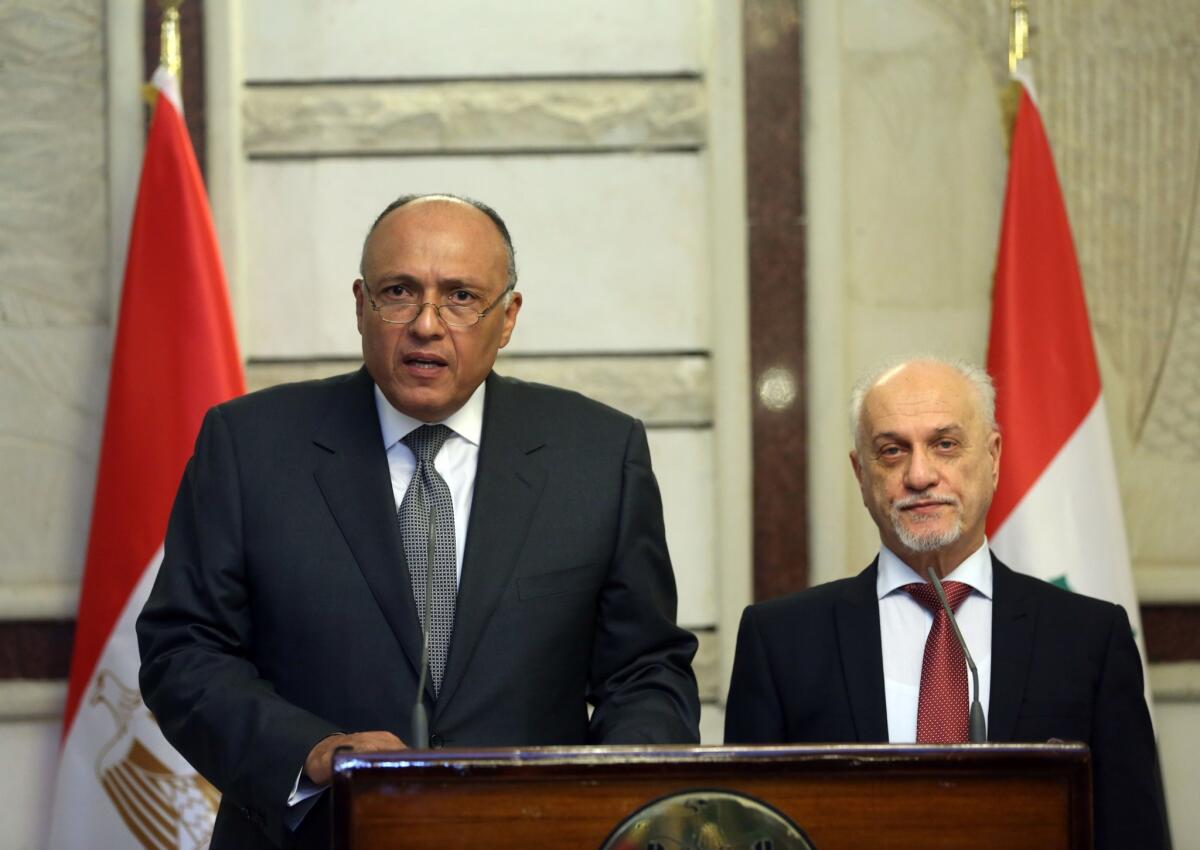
[925,566,987,743]
[409,490,436,750]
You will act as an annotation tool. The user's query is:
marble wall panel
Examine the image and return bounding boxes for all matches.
[0,0,108,329]
[699,702,724,745]
[647,429,716,627]
[1155,697,1200,843]
[0,0,109,604]
[243,79,706,157]
[243,153,710,357]
[0,718,58,848]
[842,0,1006,311]
[1021,2,1200,582]
[242,0,702,81]
[0,329,109,588]
[246,354,713,427]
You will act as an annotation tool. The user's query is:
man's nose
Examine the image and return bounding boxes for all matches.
[904,446,938,490]
[408,303,446,338]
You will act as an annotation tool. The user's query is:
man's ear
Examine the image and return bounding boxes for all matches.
[849,449,863,487]
[353,280,365,334]
[497,290,522,349]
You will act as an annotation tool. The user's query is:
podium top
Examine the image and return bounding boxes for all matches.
[332,744,1092,850]
[333,741,1090,774]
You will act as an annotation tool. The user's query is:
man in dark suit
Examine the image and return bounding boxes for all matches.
[725,357,1167,850]
[138,194,700,849]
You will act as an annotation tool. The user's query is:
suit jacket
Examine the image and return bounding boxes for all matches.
[724,555,1168,850]
[137,368,700,849]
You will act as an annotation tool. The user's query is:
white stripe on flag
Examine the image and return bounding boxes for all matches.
[47,548,215,850]
[990,397,1151,703]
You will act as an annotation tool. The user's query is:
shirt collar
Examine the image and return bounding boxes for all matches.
[876,538,993,601]
[374,381,486,450]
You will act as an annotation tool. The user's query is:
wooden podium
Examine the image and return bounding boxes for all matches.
[331,743,1091,849]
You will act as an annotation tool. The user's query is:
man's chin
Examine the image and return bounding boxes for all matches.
[380,384,455,422]
[893,522,962,554]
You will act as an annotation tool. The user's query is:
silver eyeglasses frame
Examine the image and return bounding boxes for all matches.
[362,282,515,328]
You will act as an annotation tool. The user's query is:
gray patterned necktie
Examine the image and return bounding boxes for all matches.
[398,424,457,697]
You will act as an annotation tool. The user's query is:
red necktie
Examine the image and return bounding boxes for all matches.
[902,580,974,743]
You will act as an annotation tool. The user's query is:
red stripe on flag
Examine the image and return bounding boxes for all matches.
[63,90,244,735]
[986,85,1101,534]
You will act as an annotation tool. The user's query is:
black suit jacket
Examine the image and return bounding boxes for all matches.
[137,369,700,849]
[724,555,1167,850]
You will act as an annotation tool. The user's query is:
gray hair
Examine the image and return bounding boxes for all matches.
[359,193,518,289]
[849,355,997,450]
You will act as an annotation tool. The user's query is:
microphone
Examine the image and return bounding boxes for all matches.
[410,491,436,750]
[925,566,987,743]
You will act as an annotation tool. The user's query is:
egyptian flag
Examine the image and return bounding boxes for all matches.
[985,80,1149,684]
[48,66,243,850]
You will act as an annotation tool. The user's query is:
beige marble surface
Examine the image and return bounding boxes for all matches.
[241,0,703,80]
[0,0,108,591]
[244,78,706,157]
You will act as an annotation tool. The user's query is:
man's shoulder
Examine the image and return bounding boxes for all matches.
[489,371,638,430]
[219,368,365,415]
[744,568,874,626]
[993,556,1127,623]
[210,368,369,438]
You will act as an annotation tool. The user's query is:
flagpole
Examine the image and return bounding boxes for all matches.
[1001,0,1032,145]
[1008,0,1029,76]
[144,1,184,108]
[159,1,183,76]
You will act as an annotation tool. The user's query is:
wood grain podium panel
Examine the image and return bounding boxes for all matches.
[332,744,1091,850]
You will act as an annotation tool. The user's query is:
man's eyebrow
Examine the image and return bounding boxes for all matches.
[871,424,965,444]
[371,273,419,285]
[930,425,966,437]
[435,276,483,289]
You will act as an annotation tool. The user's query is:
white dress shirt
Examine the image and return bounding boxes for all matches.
[288,381,485,816]
[877,540,993,743]
[374,382,485,581]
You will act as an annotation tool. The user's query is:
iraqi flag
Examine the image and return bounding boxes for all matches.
[47,66,243,850]
[985,79,1149,685]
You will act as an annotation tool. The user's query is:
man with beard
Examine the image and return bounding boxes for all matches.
[724,357,1166,850]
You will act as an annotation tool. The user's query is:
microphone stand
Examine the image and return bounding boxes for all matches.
[926,566,987,743]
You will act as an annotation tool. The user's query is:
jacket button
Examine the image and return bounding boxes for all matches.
[429,733,443,748]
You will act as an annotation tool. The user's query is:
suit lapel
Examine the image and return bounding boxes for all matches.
[311,369,427,691]
[987,554,1036,741]
[435,373,548,712]
[835,561,889,741]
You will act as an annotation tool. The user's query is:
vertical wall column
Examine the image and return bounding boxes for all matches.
[744,0,809,600]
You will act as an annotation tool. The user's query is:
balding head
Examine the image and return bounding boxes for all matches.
[360,193,518,287]
[850,357,995,456]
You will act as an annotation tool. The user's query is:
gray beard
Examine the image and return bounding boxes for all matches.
[890,506,962,552]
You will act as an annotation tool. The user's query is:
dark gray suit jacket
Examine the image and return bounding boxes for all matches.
[137,368,700,849]
[724,555,1167,850]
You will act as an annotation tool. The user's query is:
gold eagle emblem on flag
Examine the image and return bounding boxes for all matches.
[90,670,219,850]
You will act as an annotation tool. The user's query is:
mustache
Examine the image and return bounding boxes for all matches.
[893,493,960,510]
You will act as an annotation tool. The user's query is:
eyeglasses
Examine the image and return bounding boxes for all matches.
[362,282,514,328]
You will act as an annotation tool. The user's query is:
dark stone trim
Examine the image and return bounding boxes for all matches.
[0,621,74,680]
[744,0,808,601]
[0,606,1197,681]
[1141,605,1200,663]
